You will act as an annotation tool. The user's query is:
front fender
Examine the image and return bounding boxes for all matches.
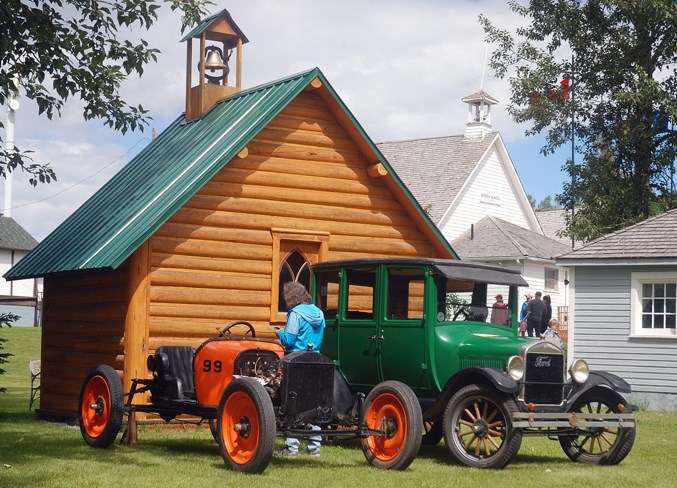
[424,367,518,420]
[565,370,632,409]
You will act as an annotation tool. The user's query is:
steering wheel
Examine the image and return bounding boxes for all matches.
[453,306,470,321]
[218,321,256,338]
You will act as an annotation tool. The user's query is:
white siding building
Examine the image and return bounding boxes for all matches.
[377,90,570,317]
[558,209,677,410]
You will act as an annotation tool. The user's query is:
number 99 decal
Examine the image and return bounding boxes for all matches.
[203,360,223,373]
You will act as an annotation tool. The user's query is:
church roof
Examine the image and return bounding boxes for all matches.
[377,133,498,223]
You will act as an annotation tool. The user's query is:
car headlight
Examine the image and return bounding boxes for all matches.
[506,355,524,381]
[569,359,589,384]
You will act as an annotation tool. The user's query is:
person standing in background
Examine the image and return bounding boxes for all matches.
[526,291,546,338]
[520,293,532,321]
[541,295,552,336]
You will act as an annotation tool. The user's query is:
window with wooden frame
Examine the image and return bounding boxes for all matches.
[270,228,329,323]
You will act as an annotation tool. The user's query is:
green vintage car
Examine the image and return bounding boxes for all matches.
[311,258,636,469]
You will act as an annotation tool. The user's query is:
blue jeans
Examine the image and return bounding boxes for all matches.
[285,424,321,453]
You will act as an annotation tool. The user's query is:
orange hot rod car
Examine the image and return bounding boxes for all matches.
[79,321,422,474]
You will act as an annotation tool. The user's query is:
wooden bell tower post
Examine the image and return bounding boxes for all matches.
[182,9,249,120]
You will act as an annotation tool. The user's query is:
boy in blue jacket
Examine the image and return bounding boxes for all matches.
[274,281,326,457]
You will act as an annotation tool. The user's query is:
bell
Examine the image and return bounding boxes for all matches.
[204,49,228,72]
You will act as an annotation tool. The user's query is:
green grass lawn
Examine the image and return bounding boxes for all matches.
[1,326,676,487]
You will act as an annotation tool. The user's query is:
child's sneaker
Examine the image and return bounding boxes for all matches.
[307,448,320,457]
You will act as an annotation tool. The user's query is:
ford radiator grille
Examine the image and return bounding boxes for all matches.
[524,351,564,404]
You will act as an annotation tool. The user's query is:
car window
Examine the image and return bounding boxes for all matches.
[315,270,340,320]
[345,268,376,320]
[386,268,425,320]
[435,276,512,325]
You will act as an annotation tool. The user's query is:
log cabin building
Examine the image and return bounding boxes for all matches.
[5,10,455,419]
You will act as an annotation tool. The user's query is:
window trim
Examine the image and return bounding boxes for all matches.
[630,271,677,338]
[270,228,329,323]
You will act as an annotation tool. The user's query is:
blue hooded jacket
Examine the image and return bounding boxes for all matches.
[277,303,325,353]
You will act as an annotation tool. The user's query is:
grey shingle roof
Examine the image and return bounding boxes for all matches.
[451,215,571,261]
[535,208,578,249]
[558,208,677,262]
[0,216,38,251]
[376,133,497,223]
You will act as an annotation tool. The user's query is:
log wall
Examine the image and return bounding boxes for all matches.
[148,90,438,350]
[40,265,128,415]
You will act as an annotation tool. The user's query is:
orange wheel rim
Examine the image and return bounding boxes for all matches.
[81,375,111,438]
[365,392,407,461]
[221,391,260,465]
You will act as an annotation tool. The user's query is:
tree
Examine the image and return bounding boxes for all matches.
[481,1,677,241]
[0,312,19,394]
[537,195,555,210]
[1,0,213,185]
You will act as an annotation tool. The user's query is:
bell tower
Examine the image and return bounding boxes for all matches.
[461,90,498,138]
[181,9,249,120]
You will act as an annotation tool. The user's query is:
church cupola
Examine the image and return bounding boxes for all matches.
[461,89,498,138]
[181,9,248,120]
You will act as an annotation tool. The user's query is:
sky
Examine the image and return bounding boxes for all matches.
[2,0,570,242]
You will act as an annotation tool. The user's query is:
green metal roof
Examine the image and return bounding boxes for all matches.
[5,67,455,280]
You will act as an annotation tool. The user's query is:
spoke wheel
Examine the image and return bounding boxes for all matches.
[78,365,124,448]
[559,389,635,465]
[217,378,275,473]
[443,384,521,469]
[361,380,422,470]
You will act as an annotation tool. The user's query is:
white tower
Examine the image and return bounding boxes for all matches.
[462,90,498,138]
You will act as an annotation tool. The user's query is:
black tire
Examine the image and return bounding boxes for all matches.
[559,388,636,465]
[78,365,124,448]
[442,384,522,469]
[422,421,444,446]
[360,380,422,470]
[216,378,276,473]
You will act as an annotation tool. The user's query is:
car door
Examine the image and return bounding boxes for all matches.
[336,267,380,389]
[378,266,430,392]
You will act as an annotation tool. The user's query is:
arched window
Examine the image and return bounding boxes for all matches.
[278,249,311,312]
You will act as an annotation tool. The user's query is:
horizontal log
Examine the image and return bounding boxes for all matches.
[44,348,124,369]
[151,254,272,276]
[256,127,359,153]
[47,267,127,289]
[45,302,127,322]
[169,207,423,241]
[151,286,271,307]
[211,164,380,197]
[150,303,271,322]
[247,140,363,167]
[150,268,271,290]
[224,153,367,182]
[148,326,278,345]
[279,100,338,124]
[267,113,346,137]
[45,339,124,355]
[330,235,433,256]
[43,321,124,335]
[153,222,273,246]
[45,285,127,306]
[184,195,411,228]
[151,236,272,261]
[198,180,402,212]
[39,391,79,415]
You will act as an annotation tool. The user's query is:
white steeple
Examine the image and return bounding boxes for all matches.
[462,89,498,138]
